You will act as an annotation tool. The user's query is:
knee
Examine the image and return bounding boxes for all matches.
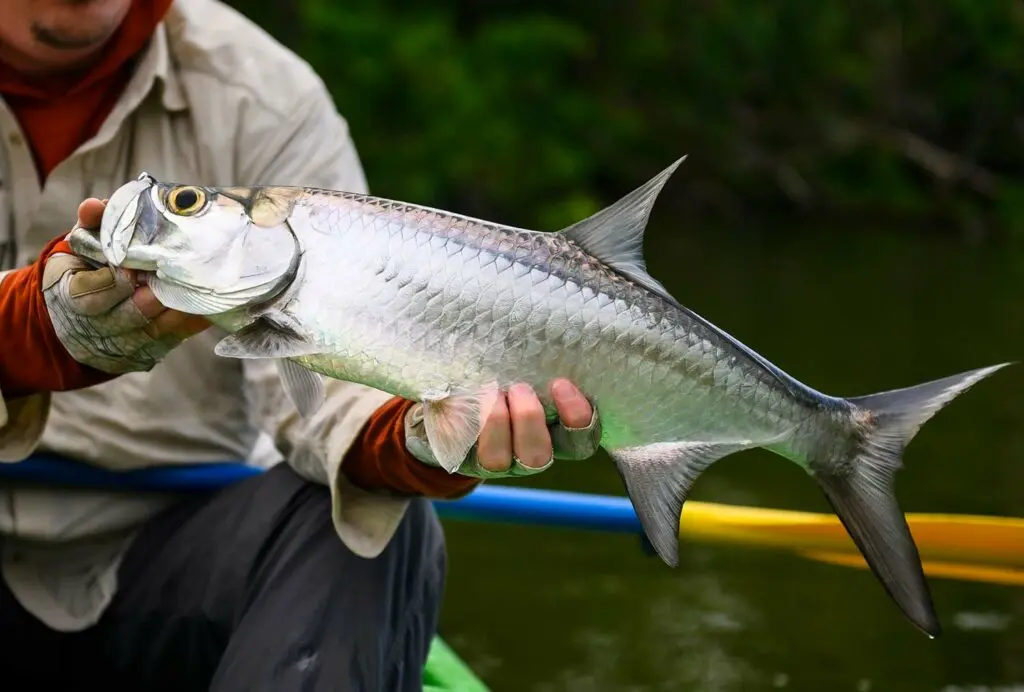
[270,467,449,610]
[276,466,447,579]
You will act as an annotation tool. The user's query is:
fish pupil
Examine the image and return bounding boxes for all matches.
[175,189,198,210]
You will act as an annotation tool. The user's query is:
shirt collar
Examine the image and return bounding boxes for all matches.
[146,22,188,113]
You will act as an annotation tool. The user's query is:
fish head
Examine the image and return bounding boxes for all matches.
[76,172,304,316]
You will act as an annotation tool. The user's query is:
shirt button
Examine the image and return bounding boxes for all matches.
[7,132,23,147]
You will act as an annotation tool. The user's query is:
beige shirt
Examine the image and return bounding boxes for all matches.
[0,0,411,631]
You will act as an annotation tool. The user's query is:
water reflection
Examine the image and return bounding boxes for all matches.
[537,573,761,692]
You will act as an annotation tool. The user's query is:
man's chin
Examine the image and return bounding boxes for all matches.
[30,22,117,51]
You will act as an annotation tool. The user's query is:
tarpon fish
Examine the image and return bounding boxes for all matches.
[71,163,1010,638]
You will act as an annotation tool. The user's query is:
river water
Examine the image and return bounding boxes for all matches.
[437,225,1023,691]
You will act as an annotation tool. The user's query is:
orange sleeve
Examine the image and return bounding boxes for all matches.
[342,396,482,499]
[0,236,115,399]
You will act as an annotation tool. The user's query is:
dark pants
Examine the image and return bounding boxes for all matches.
[1,464,447,691]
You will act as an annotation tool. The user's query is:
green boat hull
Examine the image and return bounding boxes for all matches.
[425,636,489,691]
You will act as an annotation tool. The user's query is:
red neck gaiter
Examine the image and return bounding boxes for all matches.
[0,0,175,181]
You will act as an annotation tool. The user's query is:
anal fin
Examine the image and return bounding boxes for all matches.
[610,438,765,567]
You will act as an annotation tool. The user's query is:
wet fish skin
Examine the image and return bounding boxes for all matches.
[72,165,1012,640]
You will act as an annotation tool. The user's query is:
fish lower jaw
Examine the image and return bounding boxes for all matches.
[117,258,160,272]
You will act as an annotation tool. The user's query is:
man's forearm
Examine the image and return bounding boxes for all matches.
[0,236,113,398]
[340,396,482,499]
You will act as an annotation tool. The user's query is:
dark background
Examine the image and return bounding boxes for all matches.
[229,2,1023,689]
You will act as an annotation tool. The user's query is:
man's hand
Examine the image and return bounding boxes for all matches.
[405,379,601,479]
[42,198,210,374]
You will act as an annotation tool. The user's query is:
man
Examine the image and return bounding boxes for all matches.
[0,1,601,689]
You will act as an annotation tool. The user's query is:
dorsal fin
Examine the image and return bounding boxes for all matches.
[559,156,686,301]
[560,156,817,404]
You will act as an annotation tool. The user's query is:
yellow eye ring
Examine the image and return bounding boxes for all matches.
[166,186,206,216]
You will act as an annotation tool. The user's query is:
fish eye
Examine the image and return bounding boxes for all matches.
[166,186,206,216]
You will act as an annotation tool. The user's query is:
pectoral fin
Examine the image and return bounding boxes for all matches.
[214,314,320,360]
[276,359,325,418]
[609,438,766,567]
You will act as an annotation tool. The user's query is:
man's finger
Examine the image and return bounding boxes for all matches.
[550,378,593,429]
[476,386,512,472]
[131,286,167,320]
[146,310,211,340]
[63,265,136,316]
[508,383,553,468]
[77,198,106,229]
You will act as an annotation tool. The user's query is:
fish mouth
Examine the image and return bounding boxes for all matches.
[100,172,159,268]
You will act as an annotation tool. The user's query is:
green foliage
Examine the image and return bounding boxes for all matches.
[229,0,1024,240]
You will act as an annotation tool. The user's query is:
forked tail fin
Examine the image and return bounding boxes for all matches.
[813,362,1012,637]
